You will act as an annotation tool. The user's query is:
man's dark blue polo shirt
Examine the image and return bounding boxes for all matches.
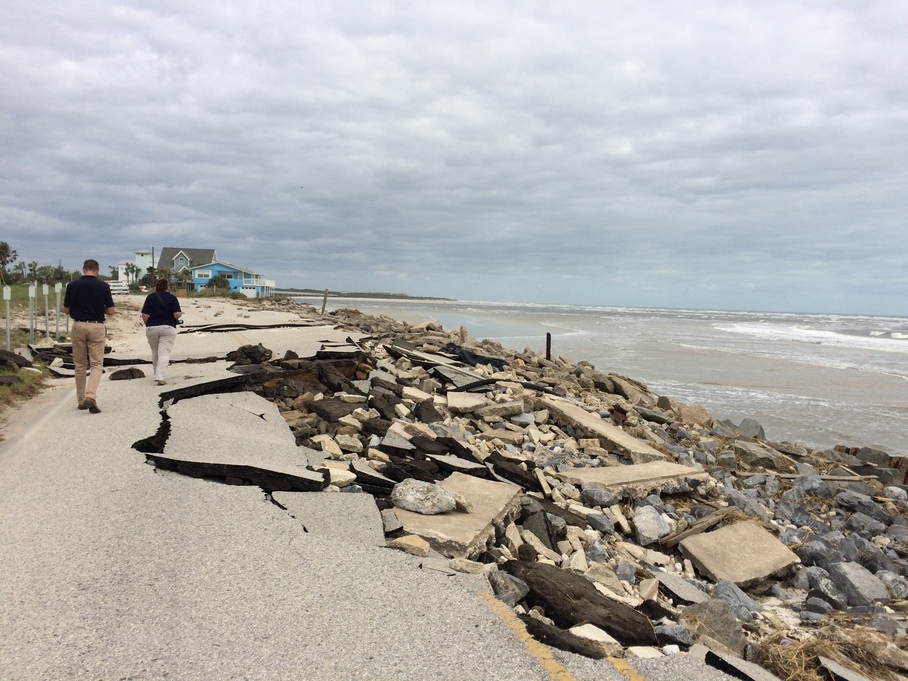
[64,276,114,322]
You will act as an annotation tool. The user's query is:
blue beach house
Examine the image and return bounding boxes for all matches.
[190,261,275,298]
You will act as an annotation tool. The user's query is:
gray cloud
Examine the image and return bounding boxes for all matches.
[2,0,906,314]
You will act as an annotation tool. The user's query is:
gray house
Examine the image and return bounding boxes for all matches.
[157,248,218,278]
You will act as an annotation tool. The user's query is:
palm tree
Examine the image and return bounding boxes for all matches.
[0,241,17,285]
[109,265,119,279]
[12,262,26,283]
[27,261,38,281]
[124,263,140,284]
[36,265,55,284]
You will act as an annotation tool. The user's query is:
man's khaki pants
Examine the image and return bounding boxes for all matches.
[71,321,107,404]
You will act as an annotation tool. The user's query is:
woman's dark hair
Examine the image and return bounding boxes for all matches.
[154,278,169,292]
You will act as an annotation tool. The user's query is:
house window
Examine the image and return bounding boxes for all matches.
[197,270,211,279]
[224,273,233,280]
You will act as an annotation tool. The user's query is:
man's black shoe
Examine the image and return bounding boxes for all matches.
[85,399,101,414]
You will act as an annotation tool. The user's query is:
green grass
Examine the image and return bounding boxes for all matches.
[2,283,66,310]
[0,366,46,418]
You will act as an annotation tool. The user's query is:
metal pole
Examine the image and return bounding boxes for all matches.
[3,287,10,352]
[28,284,35,345]
[55,283,62,340]
[545,332,552,361]
[321,288,328,315]
[43,284,49,339]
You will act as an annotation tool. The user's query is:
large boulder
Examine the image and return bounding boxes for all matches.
[390,479,456,515]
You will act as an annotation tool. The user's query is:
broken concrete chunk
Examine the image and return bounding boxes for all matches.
[704,650,782,681]
[679,521,800,586]
[817,656,876,681]
[448,557,490,574]
[386,535,430,557]
[445,392,490,413]
[539,395,666,463]
[568,624,622,657]
[655,571,710,605]
[557,460,707,498]
[392,473,522,558]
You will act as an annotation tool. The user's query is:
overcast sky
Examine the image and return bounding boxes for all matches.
[2,1,906,315]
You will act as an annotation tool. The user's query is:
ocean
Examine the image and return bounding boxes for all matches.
[301,297,908,455]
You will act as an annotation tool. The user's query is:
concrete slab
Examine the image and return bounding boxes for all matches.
[539,395,666,463]
[271,492,385,547]
[556,461,708,497]
[160,391,324,489]
[679,521,800,586]
[445,392,490,413]
[392,472,523,558]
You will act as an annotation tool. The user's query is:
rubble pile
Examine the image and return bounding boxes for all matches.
[181,305,908,679]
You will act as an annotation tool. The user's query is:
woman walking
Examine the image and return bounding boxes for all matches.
[141,279,182,385]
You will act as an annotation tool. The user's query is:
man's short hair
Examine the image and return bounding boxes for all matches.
[83,259,100,272]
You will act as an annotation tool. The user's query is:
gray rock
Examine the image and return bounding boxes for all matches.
[587,513,615,534]
[580,487,620,509]
[828,562,890,606]
[844,512,887,536]
[779,528,808,546]
[715,579,762,621]
[886,523,908,543]
[804,596,834,614]
[867,614,900,637]
[737,418,765,439]
[586,539,610,564]
[774,501,833,534]
[390,479,456,515]
[856,446,891,468]
[876,570,908,599]
[487,570,529,606]
[716,450,737,469]
[796,540,843,572]
[835,491,893,526]
[850,536,898,574]
[615,559,636,584]
[790,475,833,498]
[770,583,791,600]
[733,441,785,470]
[654,622,694,647]
[682,600,746,655]
[803,566,849,610]
[884,486,908,501]
[726,489,769,521]
[632,506,671,546]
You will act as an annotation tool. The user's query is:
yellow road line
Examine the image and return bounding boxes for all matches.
[480,591,577,681]
[480,591,651,681]
[608,656,648,681]
[228,331,254,346]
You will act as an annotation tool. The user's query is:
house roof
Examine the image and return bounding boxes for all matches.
[191,261,261,276]
[157,247,217,270]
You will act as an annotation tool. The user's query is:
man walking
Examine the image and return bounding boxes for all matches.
[63,259,115,413]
